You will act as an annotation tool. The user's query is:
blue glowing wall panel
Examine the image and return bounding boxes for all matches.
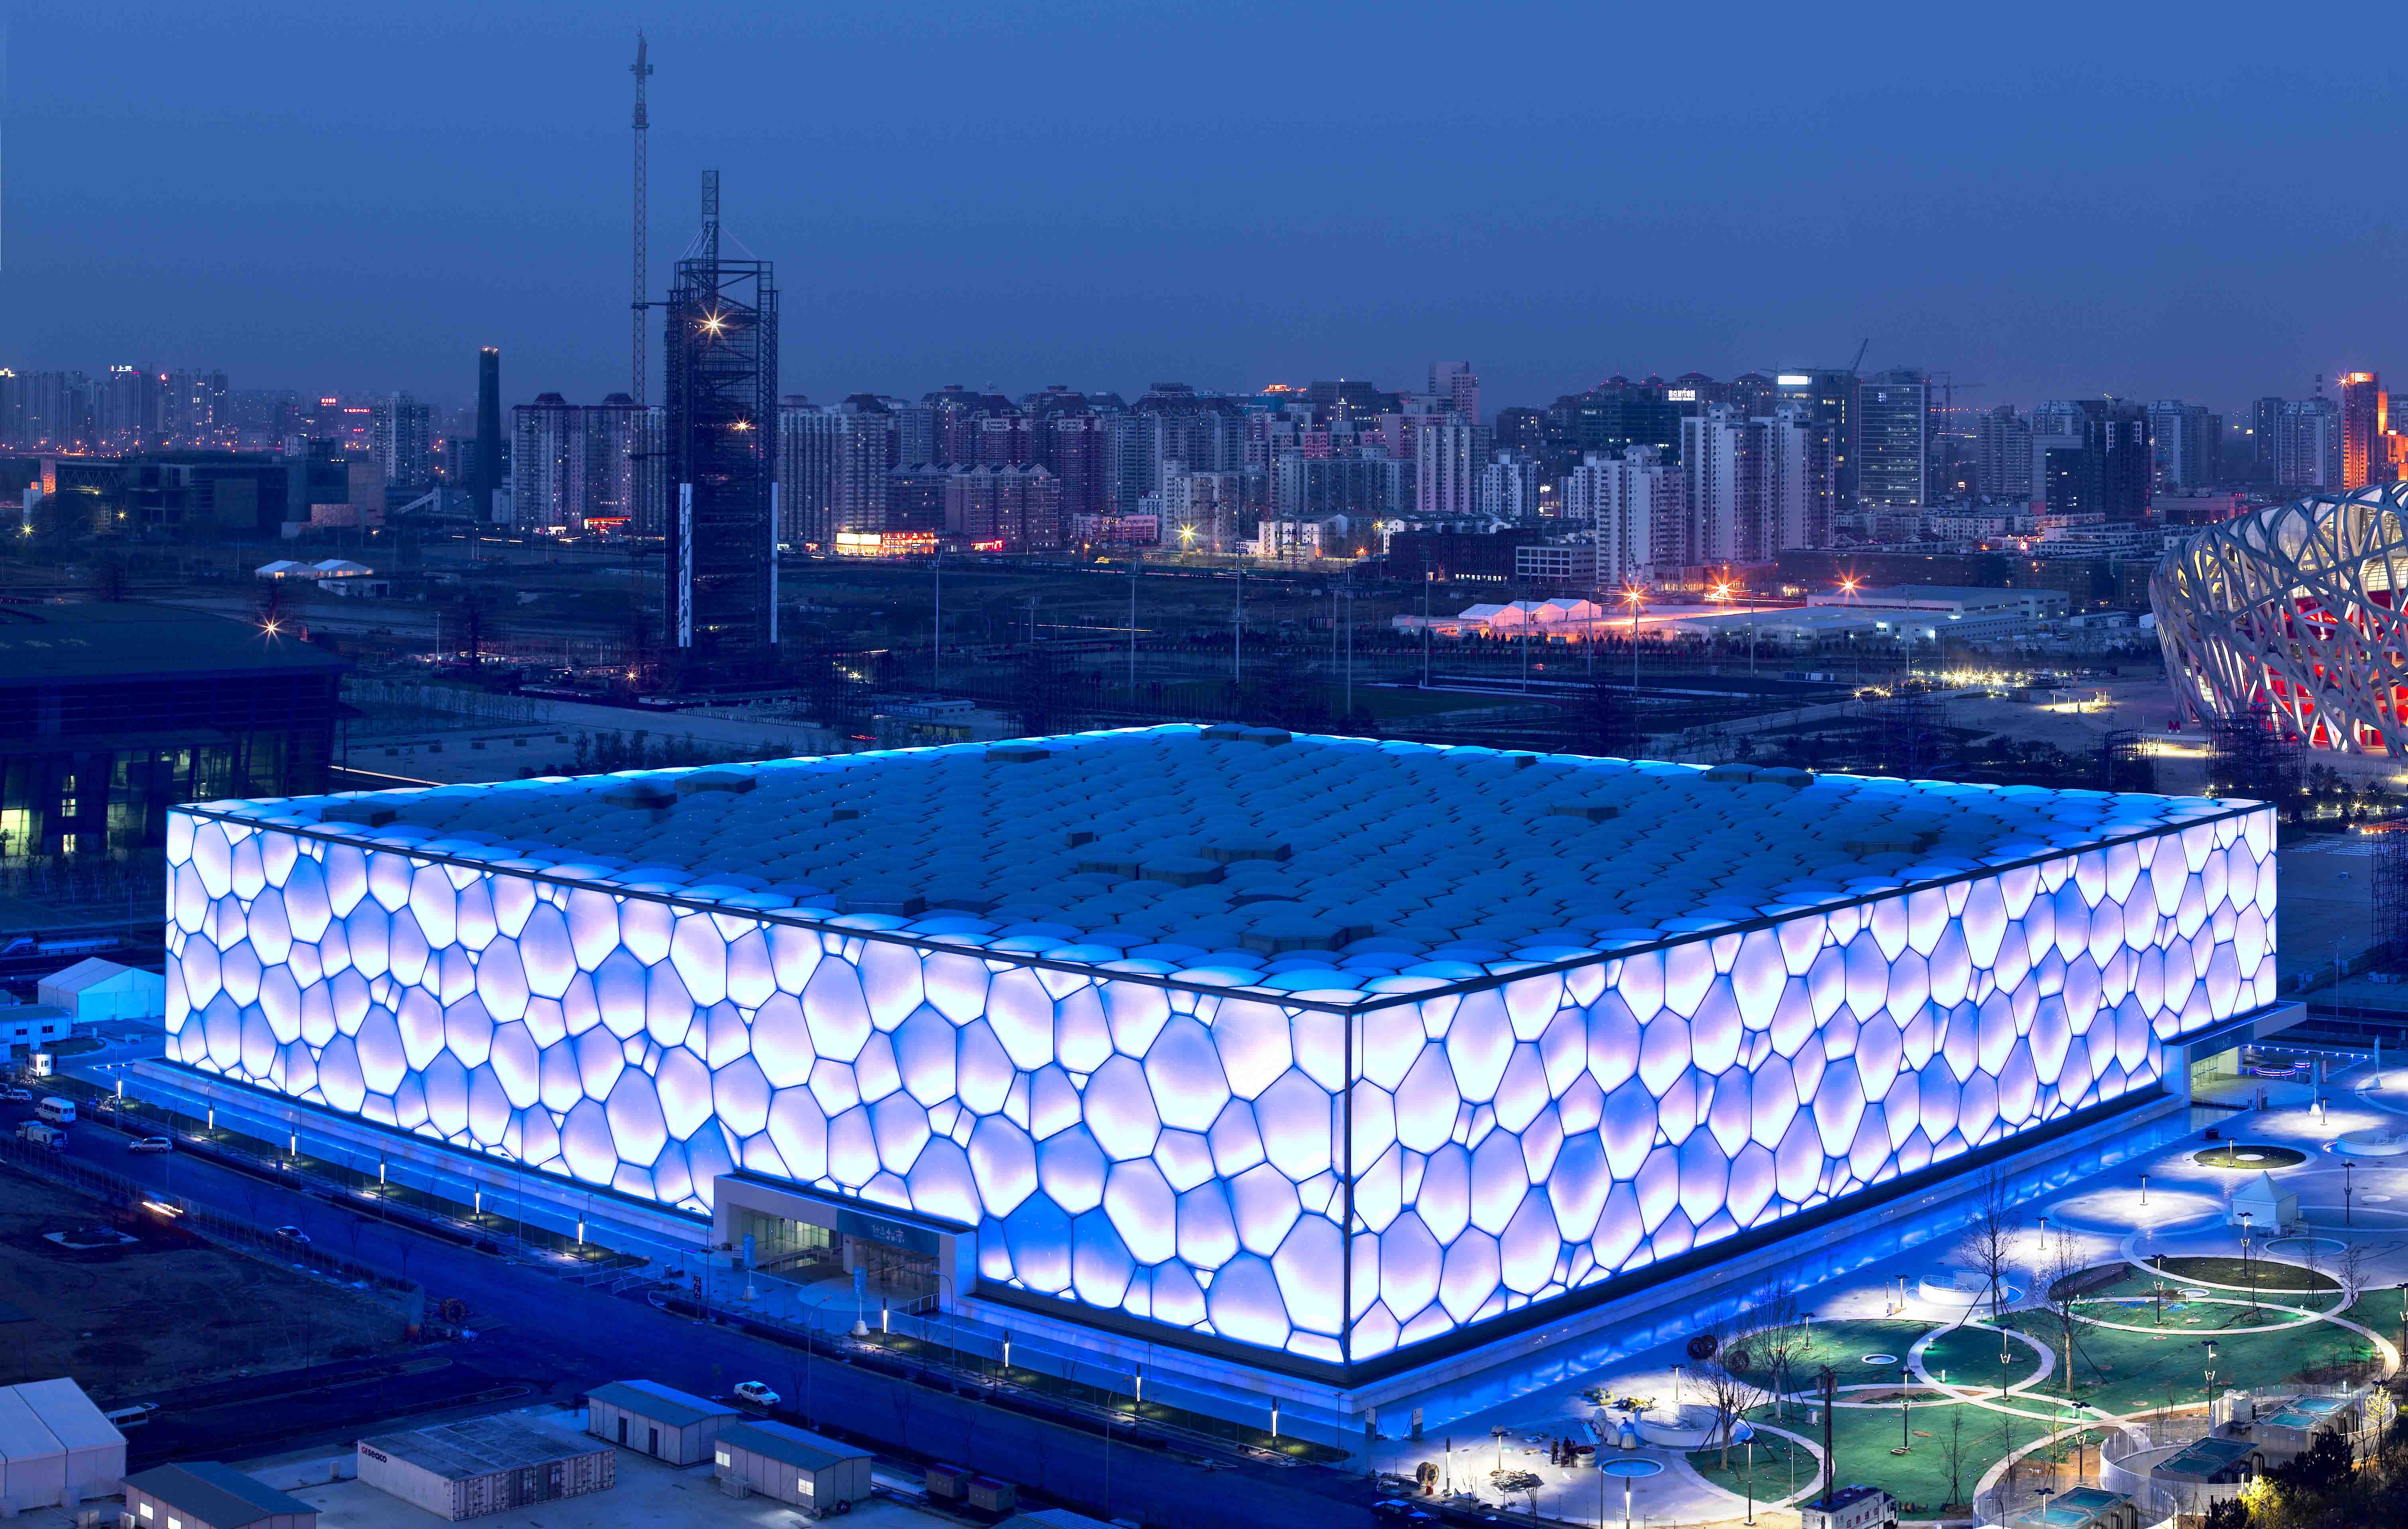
[162,803,2273,1368]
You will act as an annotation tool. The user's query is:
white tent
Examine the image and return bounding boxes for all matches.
[13,1379,125,1503]
[2229,1171,2297,1231]
[255,559,308,577]
[36,958,165,1021]
[0,1378,125,1508]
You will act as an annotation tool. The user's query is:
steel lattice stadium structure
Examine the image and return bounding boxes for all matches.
[2153,483,2408,751]
[157,727,2277,1419]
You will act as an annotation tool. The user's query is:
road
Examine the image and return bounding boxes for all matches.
[32,1083,1375,1529]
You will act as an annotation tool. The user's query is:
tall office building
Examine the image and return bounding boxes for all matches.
[369,393,434,487]
[776,397,842,548]
[1680,406,1817,564]
[2250,396,2284,479]
[1415,421,1484,518]
[95,366,157,451]
[1032,407,1111,524]
[1429,362,1480,424]
[2341,372,2384,490]
[663,173,780,664]
[511,394,583,531]
[2277,397,2341,489]
[1770,369,1855,511]
[584,394,659,533]
[1476,452,1543,522]
[472,348,503,524]
[161,370,229,446]
[2030,400,2153,519]
[1562,447,1683,584]
[2145,400,2219,491]
[836,401,895,533]
[1161,469,1249,552]
[943,464,1062,552]
[1973,406,2033,502]
[1855,369,1933,507]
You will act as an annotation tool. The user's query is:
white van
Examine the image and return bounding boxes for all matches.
[34,1097,75,1126]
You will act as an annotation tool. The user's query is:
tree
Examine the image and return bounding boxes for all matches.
[1941,1409,1970,1512]
[2269,1429,2353,1500]
[1958,1168,2023,1349]
[1732,1280,1808,1422]
[2039,1224,2098,1409]
[1580,678,1645,759]
[2200,1496,2249,1529]
[1692,1324,1766,1470]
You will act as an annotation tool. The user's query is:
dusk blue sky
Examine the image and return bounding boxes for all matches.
[6,2,2403,417]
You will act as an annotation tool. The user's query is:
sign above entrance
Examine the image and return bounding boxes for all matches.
[838,1204,941,1257]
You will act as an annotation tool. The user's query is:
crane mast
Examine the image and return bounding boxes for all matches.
[631,33,654,405]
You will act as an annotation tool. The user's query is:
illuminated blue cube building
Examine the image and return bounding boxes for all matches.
[160,727,2276,1408]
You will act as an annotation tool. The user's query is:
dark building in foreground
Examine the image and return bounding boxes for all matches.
[0,604,347,861]
[664,171,779,677]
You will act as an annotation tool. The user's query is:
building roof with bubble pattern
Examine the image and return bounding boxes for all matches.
[188,725,2245,999]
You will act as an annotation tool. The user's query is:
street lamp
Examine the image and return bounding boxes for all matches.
[2237,1211,2256,1312]
[1621,584,1648,696]
[1734,1418,1757,1525]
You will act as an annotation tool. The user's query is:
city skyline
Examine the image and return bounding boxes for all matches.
[6,6,2405,412]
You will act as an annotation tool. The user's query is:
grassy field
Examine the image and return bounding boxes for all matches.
[1995,1306,2381,1415]
[1692,1401,2052,1517]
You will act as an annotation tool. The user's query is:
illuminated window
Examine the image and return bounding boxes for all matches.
[715,1452,730,1468]
[139,1507,153,1521]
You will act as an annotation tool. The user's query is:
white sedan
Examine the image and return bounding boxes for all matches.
[731,1381,780,1408]
[127,1137,174,1154]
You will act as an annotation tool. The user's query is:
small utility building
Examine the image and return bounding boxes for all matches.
[37,958,166,1021]
[712,1422,871,1513]
[123,1462,318,1529]
[2229,1172,2298,1231]
[585,1380,739,1466]
[357,1418,613,1521]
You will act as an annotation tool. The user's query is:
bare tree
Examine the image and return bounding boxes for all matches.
[1958,1167,2023,1331]
[2339,1240,2368,1307]
[1735,1280,1808,1423]
[2040,1224,2095,1410]
[1693,1319,1769,1470]
[889,1381,916,1453]
[1941,1409,1970,1512]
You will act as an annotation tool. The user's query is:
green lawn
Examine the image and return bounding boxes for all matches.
[1693,1401,2051,1516]
[1994,1307,2381,1415]
[1922,1321,2046,1392]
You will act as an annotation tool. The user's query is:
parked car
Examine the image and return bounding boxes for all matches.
[273,1226,312,1244]
[0,1088,29,1103]
[731,1381,780,1408]
[102,1403,158,1430]
[127,1137,174,1154]
[1371,1502,1436,1525]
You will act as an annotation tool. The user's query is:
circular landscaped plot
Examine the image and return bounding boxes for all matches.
[2193,1144,2308,1170]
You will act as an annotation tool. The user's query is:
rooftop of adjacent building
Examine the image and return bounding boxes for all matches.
[0,601,350,688]
[187,726,2249,982]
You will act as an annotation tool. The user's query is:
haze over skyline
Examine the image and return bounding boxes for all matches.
[8,2,2405,412]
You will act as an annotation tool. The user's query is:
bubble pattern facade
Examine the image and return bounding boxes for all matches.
[162,738,2276,1369]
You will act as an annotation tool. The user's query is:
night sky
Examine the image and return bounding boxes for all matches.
[7,2,2404,415]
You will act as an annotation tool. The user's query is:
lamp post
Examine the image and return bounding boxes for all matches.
[1622,585,1647,698]
[1736,1418,1756,1526]
[2203,1339,2219,1415]
[2345,1160,2354,1227]
[2238,1211,2256,1313]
